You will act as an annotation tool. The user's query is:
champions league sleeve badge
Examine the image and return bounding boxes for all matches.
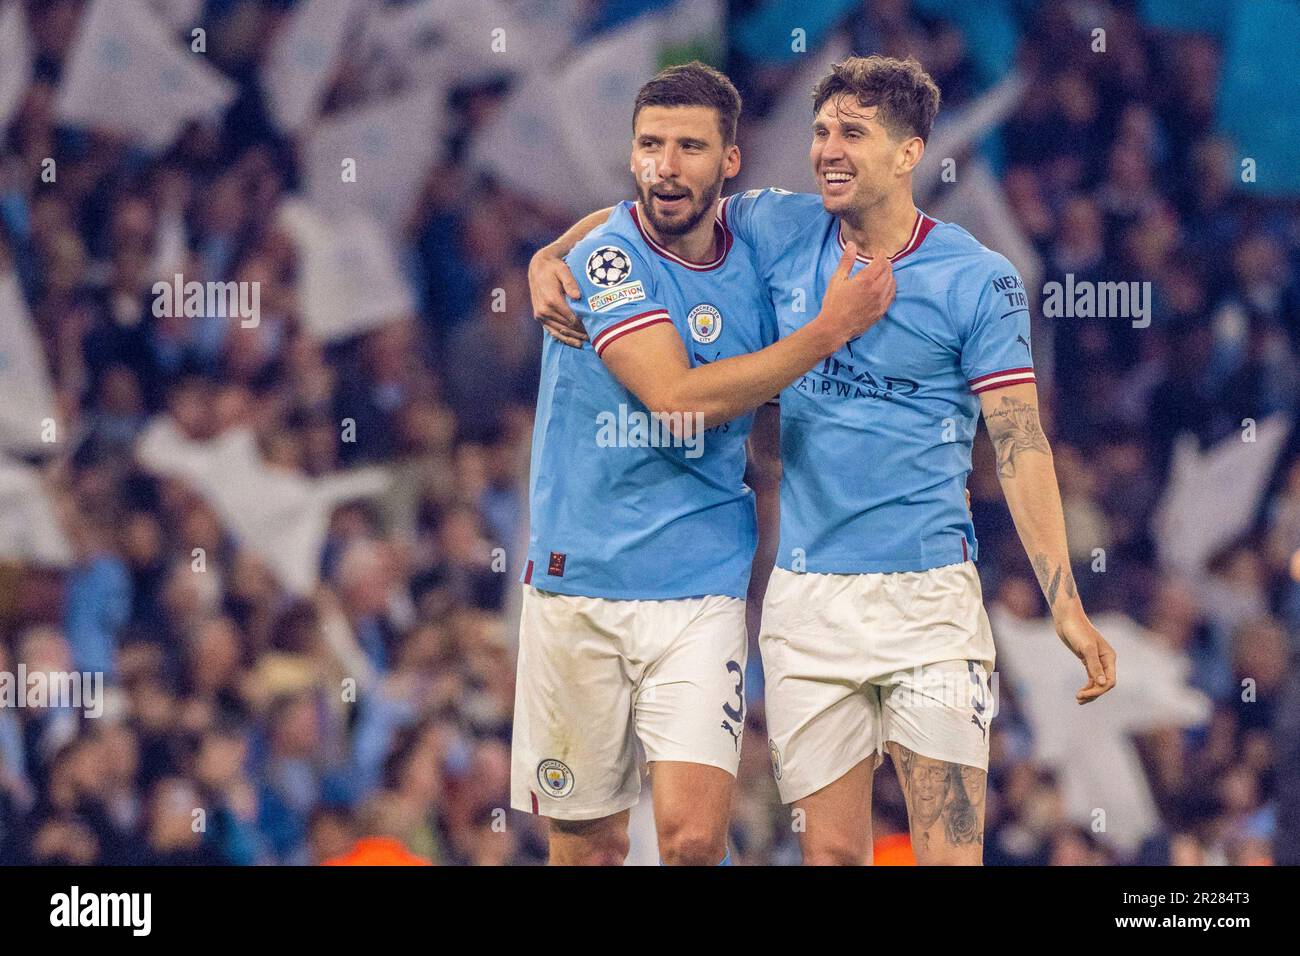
[585,246,632,287]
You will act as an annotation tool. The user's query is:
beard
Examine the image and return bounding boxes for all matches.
[820,174,884,229]
[636,169,725,238]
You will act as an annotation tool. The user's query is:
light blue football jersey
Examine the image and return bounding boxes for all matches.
[721,188,1035,574]
[523,200,778,599]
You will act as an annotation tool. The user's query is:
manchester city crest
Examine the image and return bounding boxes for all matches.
[688,303,723,344]
[537,758,575,798]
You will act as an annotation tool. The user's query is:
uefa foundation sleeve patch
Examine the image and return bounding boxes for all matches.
[588,280,645,312]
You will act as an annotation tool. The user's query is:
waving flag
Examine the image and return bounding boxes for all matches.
[359,0,579,91]
[1154,416,1293,576]
[0,457,72,567]
[263,0,367,134]
[276,199,413,343]
[55,0,237,150]
[302,87,447,237]
[993,607,1211,853]
[0,273,61,457]
[469,0,723,217]
[136,418,391,596]
[0,1,32,134]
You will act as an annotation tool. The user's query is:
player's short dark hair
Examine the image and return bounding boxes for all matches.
[811,55,941,143]
[633,61,742,146]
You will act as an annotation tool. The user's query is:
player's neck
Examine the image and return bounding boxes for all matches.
[636,201,718,262]
[839,188,918,259]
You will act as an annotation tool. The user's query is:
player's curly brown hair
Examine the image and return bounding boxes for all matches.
[811,55,941,143]
[633,61,742,146]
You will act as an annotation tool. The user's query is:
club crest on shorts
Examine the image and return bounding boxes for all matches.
[688,303,722,344]
[768,739,782,781]
[585,246,632,287]
[537,759,575,798]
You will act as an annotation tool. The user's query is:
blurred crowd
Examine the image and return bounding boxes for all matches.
[1,0,1297,865]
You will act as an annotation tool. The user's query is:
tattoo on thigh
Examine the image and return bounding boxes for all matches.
[892,745,985,852]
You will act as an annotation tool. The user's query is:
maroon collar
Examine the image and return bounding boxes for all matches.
[836,210,937,264]
[629,202,733,271]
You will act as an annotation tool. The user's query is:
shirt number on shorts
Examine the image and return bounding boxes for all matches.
[723,660,744,722]
[720,660,745,750]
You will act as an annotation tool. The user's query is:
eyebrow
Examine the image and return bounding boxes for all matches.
[637,134,709,148]
[812,120,868,134]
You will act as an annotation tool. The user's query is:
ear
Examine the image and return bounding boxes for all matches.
[898,136,925,176]
[724,143,741,180]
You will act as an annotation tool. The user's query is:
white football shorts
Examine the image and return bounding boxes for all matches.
[760,561,996,804]
[510,585,749,821]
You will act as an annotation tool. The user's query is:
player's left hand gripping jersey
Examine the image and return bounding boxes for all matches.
[721,188,1036,574]
[523,201,778,600]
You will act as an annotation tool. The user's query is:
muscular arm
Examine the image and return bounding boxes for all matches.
[529,208,615,344]
[602,318,833,431]
[600,244,891,431]
[980,383,1116,702]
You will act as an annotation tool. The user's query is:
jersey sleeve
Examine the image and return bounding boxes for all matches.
[719,188,822,276]
[959,257,1037,394]
[566,238,671,359]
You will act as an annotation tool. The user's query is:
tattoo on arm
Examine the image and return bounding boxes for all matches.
[984,395,1050,478]
[890,744,986,854]
[1031,553,1077,609]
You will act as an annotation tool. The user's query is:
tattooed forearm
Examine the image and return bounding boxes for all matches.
[984,396,1050,478]
[889,743,986,856]
[1031,553,1078,608]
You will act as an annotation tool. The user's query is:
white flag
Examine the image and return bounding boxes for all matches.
[359,0,579,92]
[55,0,237,151]
[1154,415,1293,576]
[469,1,724,217]
[302,87,447,236]
[147,0,204,31]
[0,273,61,456]
[0,0,32,134]
[0,457,72,567]
[136,417,390,596]
[262,0,366,134]
[276,198,413,343]
[992,607,1211,853]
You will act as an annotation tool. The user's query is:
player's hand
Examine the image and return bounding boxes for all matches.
[818,242,896,345]
[529,247,588,348]
[1055,613,1116,704]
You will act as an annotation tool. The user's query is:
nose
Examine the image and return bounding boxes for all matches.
[656,145,680,180]
[820,132,846,165]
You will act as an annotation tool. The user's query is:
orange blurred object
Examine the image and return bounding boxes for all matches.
[322,836,432,866]
[872,832,916,866]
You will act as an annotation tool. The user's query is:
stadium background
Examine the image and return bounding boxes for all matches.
[0,0,1298,865]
